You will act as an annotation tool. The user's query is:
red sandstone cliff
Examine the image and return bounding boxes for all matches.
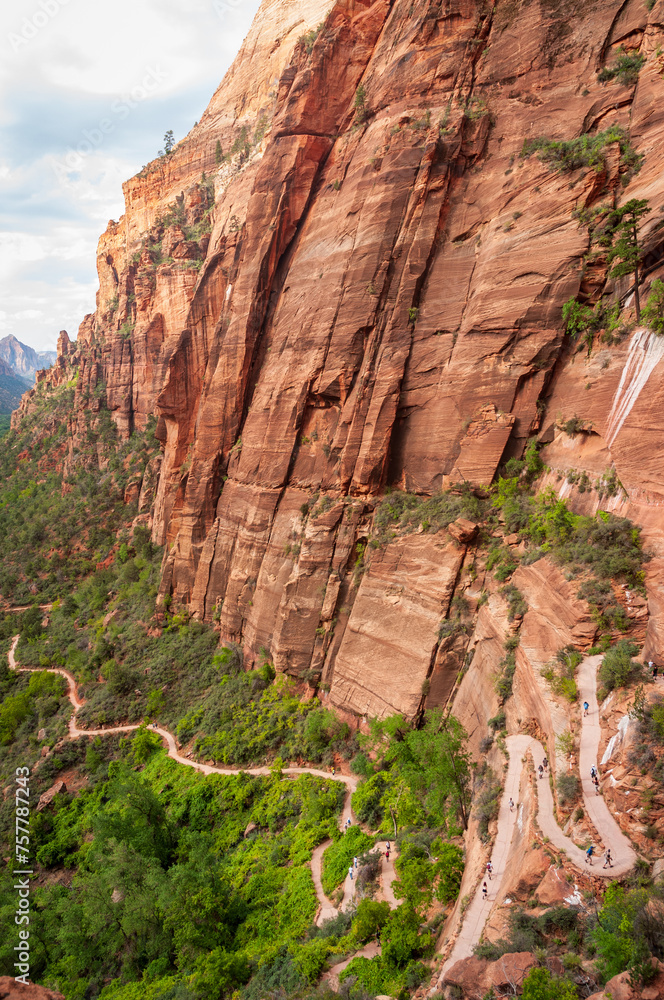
[14,0,664,726]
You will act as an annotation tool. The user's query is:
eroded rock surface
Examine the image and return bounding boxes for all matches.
[12,0,664,721]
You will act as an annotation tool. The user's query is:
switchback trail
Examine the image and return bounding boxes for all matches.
[7,636,397,930]
[439,654,637,981]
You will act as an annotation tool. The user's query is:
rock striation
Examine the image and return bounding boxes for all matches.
[13,0,664,723]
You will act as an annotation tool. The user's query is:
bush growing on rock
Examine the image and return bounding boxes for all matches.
[642,278,664,335]
[522,966,578,1000]
[556,772,579,805]
[599,640,644,693]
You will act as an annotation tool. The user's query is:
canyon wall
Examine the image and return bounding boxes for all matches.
[14,0,664,731]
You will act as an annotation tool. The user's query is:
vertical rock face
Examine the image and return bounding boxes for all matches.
[15,0,664,717]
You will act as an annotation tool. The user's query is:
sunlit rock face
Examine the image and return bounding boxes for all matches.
[14,0,664,718]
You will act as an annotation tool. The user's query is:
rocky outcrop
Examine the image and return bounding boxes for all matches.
[0,979,64,1000]
[13,0,664,720]
[588,960,664,1000]
[443,951,538,996]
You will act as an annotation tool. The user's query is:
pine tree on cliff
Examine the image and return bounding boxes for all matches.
[589,198,651,321]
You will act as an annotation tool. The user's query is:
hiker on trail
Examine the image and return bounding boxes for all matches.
[583,701,589,717]
[346,817,351,829]
[348,866,353,881]
[538,764,544,779]
[386,840,390,851]
[353,856,358,869]
[509,797,514,812]
[594,774,600,794]
[332,766,335,776]
[486,861,493,880]
[603,849,612,869]
[482,882,488,900]
[542,757,548,769]
[591,765,597,779]
[385,849,390,862]
[585,845,594,865]
[653,663,659,681]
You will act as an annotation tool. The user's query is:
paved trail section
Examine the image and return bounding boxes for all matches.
[439,653,637,980]
[7,636,397,929]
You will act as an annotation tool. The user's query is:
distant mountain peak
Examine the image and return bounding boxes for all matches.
[0,334,57,383]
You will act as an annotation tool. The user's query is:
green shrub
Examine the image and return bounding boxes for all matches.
[495,653,516,701]
[642,279,664,335]
[474,765,502,841]
[352,899,391,943]
[522,123,641,177]
[500,584,527,620]
[522,967,578,1000]
[599,640,645,692]
[372,485,487,543]
[598,50,645,86]
[557,772,579,805]
[321,826,373,895]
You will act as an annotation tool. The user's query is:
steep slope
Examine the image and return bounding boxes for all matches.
[0,357,32,413]
[11,0,664,724]
[0,335,56,382]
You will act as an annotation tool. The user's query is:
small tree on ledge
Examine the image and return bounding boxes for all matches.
[585,198,651,321]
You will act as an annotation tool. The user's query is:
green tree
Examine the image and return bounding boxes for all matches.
[162,130,175,155]
[215,139,223,164]
[522,967,578,1000]
[358,710,472,832]
[400,710,473,831]
[352,899,390,943]
[592,883,664,983]
[588,198,651,320]
[642,278,664,334]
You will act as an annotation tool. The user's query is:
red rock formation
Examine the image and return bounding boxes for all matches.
[14,0,664,721]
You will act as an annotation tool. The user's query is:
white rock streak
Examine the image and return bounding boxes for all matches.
[606,328,664,447]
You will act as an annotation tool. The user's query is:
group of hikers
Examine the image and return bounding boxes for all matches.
[347,841,391,883]
[482,757,615,902]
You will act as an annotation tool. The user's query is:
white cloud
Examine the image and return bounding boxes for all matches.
[0,0,261,351]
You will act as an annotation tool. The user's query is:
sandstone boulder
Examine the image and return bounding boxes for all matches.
[590,960,664,1000]
[442,952,537,994]
[486,952,538,991]
[0,978,64,1000]
[442,956,489,993]
[36,780,66,812]
[537,865,575,906]
[448,518,478,544]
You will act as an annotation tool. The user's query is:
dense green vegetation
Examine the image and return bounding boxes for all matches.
[0,743,355,999]
[5,524,357,768]
[598,49,645,86]
[0,377,160,603]
[492,477,644,584]
[351,711,472,835]
[371,484,487,544]
[521,123,641,179]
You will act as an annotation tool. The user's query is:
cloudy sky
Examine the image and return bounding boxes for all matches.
[0,0,261,353]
